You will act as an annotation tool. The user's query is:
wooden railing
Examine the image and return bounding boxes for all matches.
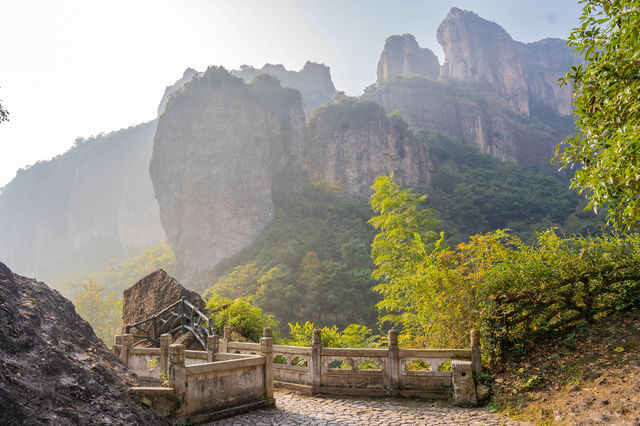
[124,298,212,349]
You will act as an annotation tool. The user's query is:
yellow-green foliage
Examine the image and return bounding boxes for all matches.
[206,293,278,342]
[369,174,640,359]
[284,321,375,348]
[55,242,176,300]
[74,280,122,345]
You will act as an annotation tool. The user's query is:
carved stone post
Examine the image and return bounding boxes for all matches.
[452,360,477,406]
[221,326,231,353]
[113,334,123,358]
[387,330,399,391]
[311,329,322,389]
[260,329,274,399]
[160,333,172,376]
[169,344,186,397]
[207,334,219,362]
[470,329,482,376]
[120,334,134,365]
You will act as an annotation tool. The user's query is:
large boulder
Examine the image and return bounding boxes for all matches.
[0,261,158,424]
[122,269,205,329]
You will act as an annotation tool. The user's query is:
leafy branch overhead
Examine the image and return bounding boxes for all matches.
[555,0,640,230]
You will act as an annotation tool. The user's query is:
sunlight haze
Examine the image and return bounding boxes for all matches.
[0,0,581,188]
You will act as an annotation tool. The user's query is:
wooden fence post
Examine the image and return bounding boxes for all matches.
[311,329,322,389]
[387,330,399,391]
[260,328,274,399]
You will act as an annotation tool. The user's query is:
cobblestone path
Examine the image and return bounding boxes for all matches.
[210,390,530,425]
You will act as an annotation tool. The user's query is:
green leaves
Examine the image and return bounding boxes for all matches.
[555,0,640,231]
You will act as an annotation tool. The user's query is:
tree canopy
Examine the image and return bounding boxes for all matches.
[555,0,640,230]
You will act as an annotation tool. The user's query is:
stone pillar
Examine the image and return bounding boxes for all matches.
[470,329,482,376]
[221,326,231,353]
[451,360,477,406]
[311,329,322,389]
[207,334,219,362]
[160,333,172,376]
[387,330,399,390]
[169,344,186,396]
[120,334,134,365]
[113,334,123,358]
[260,329,274,399]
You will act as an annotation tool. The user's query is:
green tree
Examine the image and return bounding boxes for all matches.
[206,294,278,342]
[74,280,122,345]
[555,0,640,230]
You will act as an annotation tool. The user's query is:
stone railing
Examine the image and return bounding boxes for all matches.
[113,333,274,423]
[222,327,482,405]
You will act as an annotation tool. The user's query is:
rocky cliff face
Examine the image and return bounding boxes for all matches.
[150,67,307,283]
[0,261,157,424]
[437,7,530,115]
[364,77,558,167]
[232,61,336,115]
[365,8,578,166]
[307,97,432,198]
[0,121,165,279]
[518,38,581,116]
[377,34,440,81]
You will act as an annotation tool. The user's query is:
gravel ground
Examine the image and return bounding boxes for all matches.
[209,389,529,425]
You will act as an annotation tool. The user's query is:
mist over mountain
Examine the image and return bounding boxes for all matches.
[0,7,587,294]
[232,61,336,115]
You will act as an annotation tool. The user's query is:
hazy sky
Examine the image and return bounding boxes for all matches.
[0,1,582,188]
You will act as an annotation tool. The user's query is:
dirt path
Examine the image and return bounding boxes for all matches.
[209,390,529,425]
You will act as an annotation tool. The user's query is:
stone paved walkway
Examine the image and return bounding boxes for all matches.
[210,390,530,425]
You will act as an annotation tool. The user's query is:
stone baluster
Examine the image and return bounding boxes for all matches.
[260,328,274,399]
[311,329,322,388]
[207,334,219,362]
[120,334,134,365]
[169,344,186,396]
[470,329,482,376]
[160,333,172,377]
[387,330,399,390]
[221,326,231,353]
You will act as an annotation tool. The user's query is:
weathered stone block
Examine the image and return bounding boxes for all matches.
[451,360,477,406]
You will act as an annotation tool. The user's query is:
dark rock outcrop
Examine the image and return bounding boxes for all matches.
[0,121,165,280]
[307,98,432,198]
[150,67,308,283]
[122,269,205,329]
[437,7,530,115]
[0,261,158,425]
[376,34,440,81]
[232,61,336,115]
